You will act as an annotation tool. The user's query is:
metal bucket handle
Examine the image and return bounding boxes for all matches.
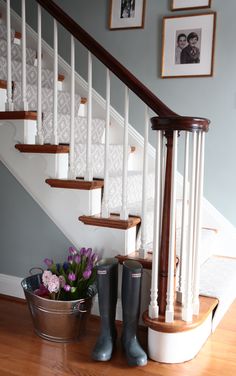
[73,299,87,313]
[29,267,44,275]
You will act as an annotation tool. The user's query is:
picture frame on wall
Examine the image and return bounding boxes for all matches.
[171,0,212,11]
[161,13,216,78]
[109,0,146,30]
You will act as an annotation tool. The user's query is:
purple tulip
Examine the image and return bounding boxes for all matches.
[64,284,71,292]
[68,246,77,256]
[43,258,53,267]
[83,269,92,280]
[86,248,93,258]
[79,247,86,256]
[67,255,73,264]
[74,254,81,264]
[68,272,76,282]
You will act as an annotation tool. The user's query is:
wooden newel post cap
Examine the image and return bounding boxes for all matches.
[151,116,210,133]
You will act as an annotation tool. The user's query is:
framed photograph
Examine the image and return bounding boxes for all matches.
[109,0,146,30]
[171,0,212,11]
[161,13,216,78]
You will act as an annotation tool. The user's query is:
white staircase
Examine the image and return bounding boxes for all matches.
[0,0,236,364]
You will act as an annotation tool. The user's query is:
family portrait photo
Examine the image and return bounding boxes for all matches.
[161,13,216,78]
[109,0,145,29]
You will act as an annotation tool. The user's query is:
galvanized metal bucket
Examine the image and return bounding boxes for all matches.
[21,272,93,343]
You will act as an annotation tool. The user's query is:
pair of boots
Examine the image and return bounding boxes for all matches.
[92,258,147,367]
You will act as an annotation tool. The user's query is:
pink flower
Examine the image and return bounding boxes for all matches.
[64,284,71,292]
[47,274,60,293]
[42,270,53,287]
[59,275,66,288]
[68,272,76,282]
[83,269,92,280]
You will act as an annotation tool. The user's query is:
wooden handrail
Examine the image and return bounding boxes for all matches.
[35,0,178,118]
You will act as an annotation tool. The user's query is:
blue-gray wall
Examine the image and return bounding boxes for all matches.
[0,161,71,277]
[1,0,236,277]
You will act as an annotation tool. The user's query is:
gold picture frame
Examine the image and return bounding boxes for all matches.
[171,0,212,11]
[109,0,146,30]
[161,12,216,78]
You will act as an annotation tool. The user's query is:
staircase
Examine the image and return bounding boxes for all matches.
[0,0,236,365]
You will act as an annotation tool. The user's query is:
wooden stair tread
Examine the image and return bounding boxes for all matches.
[0,111,37,120]
[58,74,65,82]
[14,31,21,39]
[143,295,218,333]
[79,214,141,230]
[46,178,104,190]
[15,144,69,153]
[0,80,7,89]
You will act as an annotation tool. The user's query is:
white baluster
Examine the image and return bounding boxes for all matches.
[182,131,197,322]
[120,86,129,220]
[5,0,13,111]
[176,132,190,304]
[139,106,149,258]
[101,68,111,218]
[68,35,76,179]
[84,51,93,181]
[165,130,178,323]
[192,131,205,315]
[148,130,162,319]
[20,0,28,110]
[52,19,58,144]
[36,4,43,144]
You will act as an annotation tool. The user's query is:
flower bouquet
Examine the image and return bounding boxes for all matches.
[35,246,98,301]
[21,246,98,342]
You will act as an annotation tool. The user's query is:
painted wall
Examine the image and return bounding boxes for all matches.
[0,161,72,277]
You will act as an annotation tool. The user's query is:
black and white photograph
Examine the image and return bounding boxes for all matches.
[109,0,145,30]
[161,13,216,78]
[172,0,211,11]
[175,29,201,65]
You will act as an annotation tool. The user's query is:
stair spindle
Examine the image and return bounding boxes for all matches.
[148,130,162,319]
[139,105,149,257]
[52,19,58,144]
[5,0,13,111]
[68,35,76,179]
[192,131,205,315]
[182,131,197,322]
[177,132,190,304]
[120,86,129,220]
[84,51,93,181]
[165,130,178,323]
[36,4,43,144]
[101,68,111,218]
[20,0,28,110]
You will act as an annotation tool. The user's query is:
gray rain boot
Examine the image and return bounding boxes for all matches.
[121,260,147,366]
[92,258,118,361]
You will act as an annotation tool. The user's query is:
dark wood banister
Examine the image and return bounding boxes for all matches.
[35,0,178,118]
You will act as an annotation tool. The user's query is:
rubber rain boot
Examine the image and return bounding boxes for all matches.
[92,258,118,361]
[121,260,147,366]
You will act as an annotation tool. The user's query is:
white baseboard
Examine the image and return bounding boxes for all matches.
[0,273,25,299]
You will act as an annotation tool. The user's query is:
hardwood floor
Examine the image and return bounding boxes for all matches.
[0,296,236,376]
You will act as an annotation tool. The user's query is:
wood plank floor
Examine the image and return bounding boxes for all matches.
[0,296,236,376]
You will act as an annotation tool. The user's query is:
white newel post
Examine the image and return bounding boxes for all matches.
[102,68,111,218]
[84,51,93,181]
[20,0,28,110]
[120,86,129,220]
[52,19,58,144]
[139,106,149,257]
[5,0,13,111]
[36,4,43,144]
[177,132,190,304]
[68,35,76,179]
[165,130,178,323]
[148,130,162,319]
